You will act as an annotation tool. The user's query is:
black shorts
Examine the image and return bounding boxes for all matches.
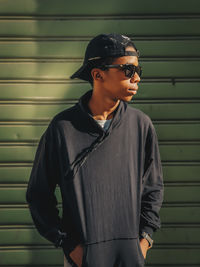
[66,238,145,267]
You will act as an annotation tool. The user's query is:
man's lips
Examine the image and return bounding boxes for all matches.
[127,85,138,94]
[128,88,137,92]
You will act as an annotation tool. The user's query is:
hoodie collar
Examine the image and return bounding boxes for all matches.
[77,90,127,135]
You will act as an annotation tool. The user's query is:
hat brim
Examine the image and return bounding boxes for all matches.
[70,64,91,81]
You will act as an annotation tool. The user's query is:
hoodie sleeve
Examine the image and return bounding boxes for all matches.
[26,122,76,254]
[139,120,164,237]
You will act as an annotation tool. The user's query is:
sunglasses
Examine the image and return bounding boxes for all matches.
[99,64,142,78]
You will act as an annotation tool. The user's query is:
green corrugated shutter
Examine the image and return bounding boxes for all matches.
[0,0,200,266]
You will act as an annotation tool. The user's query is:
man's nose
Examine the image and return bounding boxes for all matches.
[130,72,141,83]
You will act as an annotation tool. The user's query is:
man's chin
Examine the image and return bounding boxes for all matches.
[121,95,134,102]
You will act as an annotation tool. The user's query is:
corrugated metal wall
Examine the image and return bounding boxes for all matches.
[0,0,200,266]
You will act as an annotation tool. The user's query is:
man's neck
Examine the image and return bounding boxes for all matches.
[88,89,120,120]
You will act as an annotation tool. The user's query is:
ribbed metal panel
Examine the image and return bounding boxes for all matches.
[0,0,200,266]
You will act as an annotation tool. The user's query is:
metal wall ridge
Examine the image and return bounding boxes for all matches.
[0,184,28,187]
[159,141,200,145]
[1,36,200,41]
[0,225,35,229]
[0,203,200,208]
[1,181,200,188]
[152,120,200,124]
[0,79,85,84]
[0,119,199,125]
[0,223,199,229]
[0,78,200,83]
[0,161,198,167]
[162,203,200,207]
[163,182,200,186]
[152,245,200,249]
[0,142,37,146]
[0,140,200,146]
[0,121,49,125]
[0,58,82,62]
[1,161,199,165]
[0,14,200,20]
[0,163,32,167]
[0,99,199,104]
[0,245,56,250]
[0,224,199,229]
[143,265,199,267]
[1,57,200,62]
[0,204,28,208]
[0,244,199,250]
[162,223,200,228]
[161,160,200,164]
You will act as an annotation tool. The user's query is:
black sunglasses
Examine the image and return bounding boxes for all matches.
[99,64,142,78]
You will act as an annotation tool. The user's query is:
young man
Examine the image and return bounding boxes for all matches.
[26,33,164,267]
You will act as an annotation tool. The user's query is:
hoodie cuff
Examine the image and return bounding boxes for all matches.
[139,225,154,238]
[62,239,77,255]
[61,237,79,264]
[54,230,77,254]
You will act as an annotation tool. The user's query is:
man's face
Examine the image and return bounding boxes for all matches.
[100,47,141,102]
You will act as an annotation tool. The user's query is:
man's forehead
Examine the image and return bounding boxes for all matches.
[112,55,139,65]
[125,46,137,52]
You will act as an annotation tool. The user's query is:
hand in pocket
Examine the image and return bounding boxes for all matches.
[69,244,84,267]
[140,238,149,259]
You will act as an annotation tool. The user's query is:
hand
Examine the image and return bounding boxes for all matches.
[69,244,84,267]
[139,238,150,259]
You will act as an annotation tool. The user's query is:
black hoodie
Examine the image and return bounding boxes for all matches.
[26,90,164,258]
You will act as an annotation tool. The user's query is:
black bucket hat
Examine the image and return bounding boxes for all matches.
[70,33,140,82]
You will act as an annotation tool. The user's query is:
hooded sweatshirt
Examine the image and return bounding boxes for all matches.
[26,90,164,258]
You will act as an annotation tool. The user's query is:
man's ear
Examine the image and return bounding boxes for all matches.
[91,68,103,82]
